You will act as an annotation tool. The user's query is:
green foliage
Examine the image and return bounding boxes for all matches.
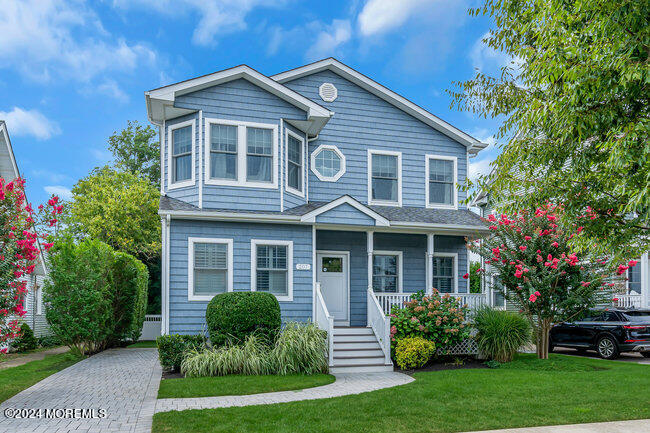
[108,120,160,186]
[469,261,481,293]
[156,334,206,371]
[390,290,470,353]
[68,166,161,259]
[44,237,149,355]
[394,337,436,370]
[206,292,281,346]
[37,335,61,348]
[12,324,37,352]
[484,360,502,369]
[474,307,530,363]
[181,323,328,377]
[450,0,650,261]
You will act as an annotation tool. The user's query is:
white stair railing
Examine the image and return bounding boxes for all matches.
[373,293,412,315]
[314,282,334,366]
[367,288,391,365]
[612,294,642,308]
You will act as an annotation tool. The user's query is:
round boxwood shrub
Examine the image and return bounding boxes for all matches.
[206,292,281,346]
[13,323,38,352]
[394,337,436,370]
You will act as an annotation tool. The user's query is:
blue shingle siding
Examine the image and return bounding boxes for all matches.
[166,78,309,212]
[435,235,469,294]
[374,233,427,292]
[168,220,313,335]
[316,230,368,326]
[315,203,376,226]
[282,70,468,208]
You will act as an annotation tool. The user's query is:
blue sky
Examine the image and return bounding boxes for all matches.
[0,0,505,206]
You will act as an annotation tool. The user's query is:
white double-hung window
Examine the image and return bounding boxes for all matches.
[431,253,458,293]
[205,118,278,188]
[372,251,403,293]
[251,240,293,301]
[168,120,195,188]
[426,155,457,209]
[188,238,233,301]
[285,130,304,196]
[368,150,402,206]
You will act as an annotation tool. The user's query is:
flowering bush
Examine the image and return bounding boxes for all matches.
[0,176,60,352]
[469,203,621,359]
[389,290,470,354]
[394,337,436,370]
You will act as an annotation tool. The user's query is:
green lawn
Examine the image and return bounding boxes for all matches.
[153,354,650,433]
[126,340,158,348]
[0,351,85,403]
[158,374,335,399]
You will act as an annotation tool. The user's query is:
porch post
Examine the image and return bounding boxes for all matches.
[641,252,649,308]
[367,231,374,291]
[426,234,434,294]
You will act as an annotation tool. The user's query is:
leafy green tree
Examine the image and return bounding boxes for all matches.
[469,261,482,293]
[451,0,649,261]
[108,120,160,186]
[68,166,161,259]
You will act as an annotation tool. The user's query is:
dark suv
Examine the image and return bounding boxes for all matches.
[550,308,650,359]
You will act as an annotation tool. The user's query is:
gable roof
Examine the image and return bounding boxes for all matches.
[300,195,389,226]
[145,64,333,134]
[271,58,487,155]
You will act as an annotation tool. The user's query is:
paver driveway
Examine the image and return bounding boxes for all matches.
[0,348,161,433]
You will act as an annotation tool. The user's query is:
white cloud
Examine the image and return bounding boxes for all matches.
[31,169,71,184]
[113,0,287,46]
[0,107,61,140]
[468,128,499,181]
[96,79,129,103]
[305,20,352,61]
[44,185,72,201]
[468,157,493,181]
[0,0,157,84]
[470,32,523,73]
[358,0,434,36]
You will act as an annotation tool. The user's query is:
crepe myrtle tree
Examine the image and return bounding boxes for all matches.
[0,177,61,351]
[468,203,632,359]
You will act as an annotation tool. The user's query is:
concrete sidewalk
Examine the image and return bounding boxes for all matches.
[463,419,650,433]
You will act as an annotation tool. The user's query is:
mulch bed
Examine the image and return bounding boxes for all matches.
[398,357,488,375]
[162,370,184,380]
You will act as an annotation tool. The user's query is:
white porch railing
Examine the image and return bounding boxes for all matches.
[612,294,642,308]
[374,291,488,317]
[314,283,334,366]
[367,288,391,365]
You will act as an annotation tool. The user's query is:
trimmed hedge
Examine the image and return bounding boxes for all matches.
[109,252,149,343]
[206,292,281,346]
[157,334,206,371]
[13,323,38,352]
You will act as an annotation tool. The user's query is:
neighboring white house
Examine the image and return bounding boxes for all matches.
[0,120,51,338]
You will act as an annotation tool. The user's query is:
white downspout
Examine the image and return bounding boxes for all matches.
[164,214,171,335]
[280,119,284,212]
[426,234,434,294]
[367,231,374,291]
[198,110,203,208]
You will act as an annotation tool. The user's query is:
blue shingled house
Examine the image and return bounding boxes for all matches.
[147,58,489,372]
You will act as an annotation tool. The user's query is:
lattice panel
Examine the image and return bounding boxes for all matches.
[436,337,479,355]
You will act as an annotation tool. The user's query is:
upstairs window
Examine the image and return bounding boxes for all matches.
[372,252,402,293]
[171,124,193,185]
[188,237,233,301]
[432,254,457,293]
[247,127,273,183]
[252,240,293,301]
[286,132,303,195]
[209,124,237,180]
[426,155,457,208]
[311,144,346,182]
[369,150,401,205]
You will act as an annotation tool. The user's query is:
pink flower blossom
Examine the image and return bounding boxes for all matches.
[529,294,537,302]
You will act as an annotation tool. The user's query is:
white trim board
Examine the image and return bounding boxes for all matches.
[271,58,487,154]
[250,239,294,302]
[203,117,279,190]
[367,149,402,207]
[425,154,458,210]
[187,237,234,302]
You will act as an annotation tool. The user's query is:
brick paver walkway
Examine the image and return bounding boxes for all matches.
[155,371,413,413]
[0,348,161,433]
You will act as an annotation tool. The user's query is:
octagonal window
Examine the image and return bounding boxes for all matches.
[311,145,346,182]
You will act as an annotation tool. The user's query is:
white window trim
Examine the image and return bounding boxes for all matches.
[285,129,305,197]
[204,117,279,189]
[425,154,458,210]
[187,237,234,302]
[367,149,402,207]
[431,252,459,294]
[310,144,346,182]
[250,239,294,302]
[372,250,403,293]
[167,119,196,190]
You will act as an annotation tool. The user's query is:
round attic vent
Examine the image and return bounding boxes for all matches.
[318,83,338,102]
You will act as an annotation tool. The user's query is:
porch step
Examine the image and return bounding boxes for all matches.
[333,348,384,357]
[330,363,394,374]
[333,341,382,350]
[332,334,378,343]
[333,355,386,366]
[333,327,374,336]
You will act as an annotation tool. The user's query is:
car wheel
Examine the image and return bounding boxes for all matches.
[641,352,650,358]
[596,336,619,360]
